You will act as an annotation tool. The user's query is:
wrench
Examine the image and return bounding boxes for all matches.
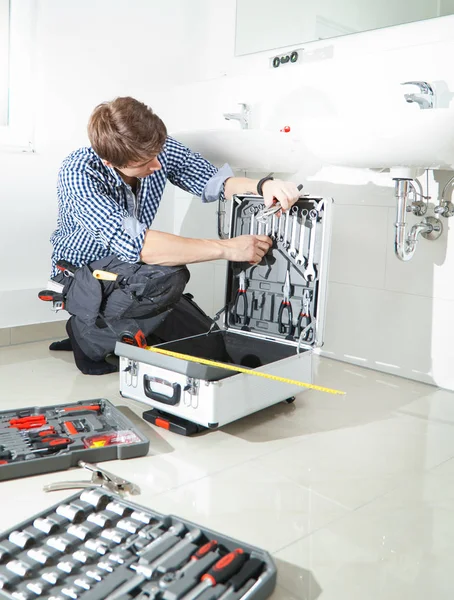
[303,209,318,282]
[295,209,308,265]
[283,210,292,249]
[277,211,285,242]
[249,208,256,235]
[288,207,300,258]
[271,214,277,239]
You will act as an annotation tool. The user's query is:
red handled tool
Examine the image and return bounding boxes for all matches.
[32,437,73,454]
[183,549,247,600]
[9,416,47,430]
[277,267,293,337]
[63,421,78,435]
[57,404,101,414]
[231,271,249,327]
[26,427,58,439]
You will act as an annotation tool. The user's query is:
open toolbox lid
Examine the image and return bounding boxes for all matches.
[222,193,333,351]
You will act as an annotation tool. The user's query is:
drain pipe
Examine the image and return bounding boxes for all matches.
[394,178,442,261]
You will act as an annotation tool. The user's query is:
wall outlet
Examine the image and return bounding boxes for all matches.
[269,45,334,68]
[269,48,304,69]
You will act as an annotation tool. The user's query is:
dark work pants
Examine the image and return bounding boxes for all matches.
[54,255,190,362]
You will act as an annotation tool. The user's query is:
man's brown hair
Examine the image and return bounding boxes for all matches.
[87,97,167,167]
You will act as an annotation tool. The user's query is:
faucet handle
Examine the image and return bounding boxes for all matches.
[401,81,433,94]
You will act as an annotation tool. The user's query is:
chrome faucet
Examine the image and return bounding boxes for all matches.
[223,103,250,129]
[401,81,435,109]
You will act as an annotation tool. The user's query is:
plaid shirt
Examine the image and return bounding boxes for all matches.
[50,136,228,277]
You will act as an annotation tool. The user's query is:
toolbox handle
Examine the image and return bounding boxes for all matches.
[143,375,181,406]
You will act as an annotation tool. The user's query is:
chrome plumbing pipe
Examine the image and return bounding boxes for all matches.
[394,178,440,261]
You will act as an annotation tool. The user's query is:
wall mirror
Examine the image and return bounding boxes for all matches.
[235,0,454,56]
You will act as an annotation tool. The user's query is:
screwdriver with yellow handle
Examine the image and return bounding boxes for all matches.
[93,269,119,281]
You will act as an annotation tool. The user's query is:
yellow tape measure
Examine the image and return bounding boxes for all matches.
[146,346,345,396]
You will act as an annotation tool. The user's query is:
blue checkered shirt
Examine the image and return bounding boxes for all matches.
[50,136,232,277]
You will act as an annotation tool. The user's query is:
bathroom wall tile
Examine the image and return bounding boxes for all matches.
[430,297,454,391]
[184,263,215,317]
[10,320,68,345]
[328,204,388,289]
[0,328,10,347]
[306,170,396,207]
[384,208,450,299]
[0,289,68,329]
[173,192,219,238]
[213,263,228,315]
[322,282,435,386]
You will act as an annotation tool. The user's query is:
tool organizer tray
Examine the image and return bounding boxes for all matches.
[0,400,149,482]
[0,489,276,600]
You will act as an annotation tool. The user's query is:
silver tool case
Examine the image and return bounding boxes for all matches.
[0,488,277,600]
[116,194,333,435]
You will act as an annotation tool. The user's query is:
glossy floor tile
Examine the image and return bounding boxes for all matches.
[1,340,454,598]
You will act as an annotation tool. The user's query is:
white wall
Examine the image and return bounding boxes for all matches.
[1,1,454,392]
[0,0,221,328]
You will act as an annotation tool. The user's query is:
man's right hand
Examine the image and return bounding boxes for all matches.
[220,235,273,264]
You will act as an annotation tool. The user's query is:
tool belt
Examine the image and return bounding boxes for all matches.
[38,257,191,360]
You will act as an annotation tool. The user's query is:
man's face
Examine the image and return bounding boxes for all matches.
[105,155,162,179]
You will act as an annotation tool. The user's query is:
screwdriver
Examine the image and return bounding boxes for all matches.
[26,427,58,439]
[183,549,248,600]
[159,540,220,587]
[217,558,265,600]
[56,404,102,414]
[9,415,47,429]
[31,437,73,454]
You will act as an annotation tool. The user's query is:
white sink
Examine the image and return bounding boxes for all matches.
[302,106,454,173]
[172,128,305,174]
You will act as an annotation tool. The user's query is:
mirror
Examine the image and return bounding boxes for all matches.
[235,0,454,56]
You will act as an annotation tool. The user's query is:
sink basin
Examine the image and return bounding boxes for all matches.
[171,128,305,174]
[302,106,454,173]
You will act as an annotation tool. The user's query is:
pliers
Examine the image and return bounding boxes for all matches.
[232,270,249,326]
[296,289,312,337]
[296,289,314,343]
[277,268,293,336]
[44,460,141,495]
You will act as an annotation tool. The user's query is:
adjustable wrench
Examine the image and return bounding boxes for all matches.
[288,207,300,258]
[295,209,308,265]
[303,209,318,282]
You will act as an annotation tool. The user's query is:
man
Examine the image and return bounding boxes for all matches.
[49,96,300,375]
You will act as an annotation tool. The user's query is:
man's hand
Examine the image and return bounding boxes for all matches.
[262,179,301,211]
[221,235,273,264]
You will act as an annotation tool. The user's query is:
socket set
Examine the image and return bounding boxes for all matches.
[0,489,276,600]
[227,194,327,347]
[0,400,149,482]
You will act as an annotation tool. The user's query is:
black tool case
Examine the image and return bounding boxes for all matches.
[116,194,333,434]
[0,488,276,600]
[0,400,149,482]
